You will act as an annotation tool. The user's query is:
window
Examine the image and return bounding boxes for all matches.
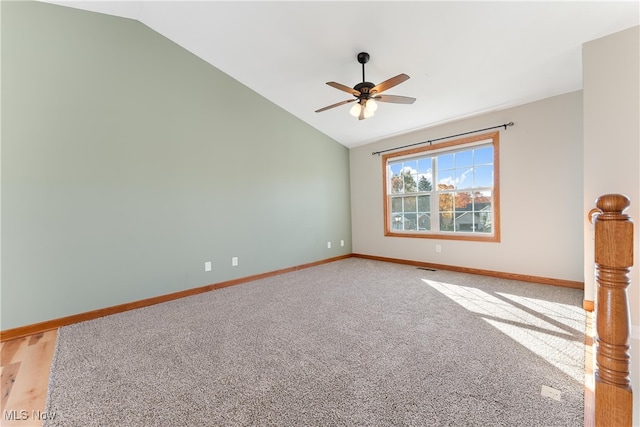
[383,132,500,242]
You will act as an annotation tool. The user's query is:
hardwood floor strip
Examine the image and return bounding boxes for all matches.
[1,338,27,367]
[27,334,45,347]
[352,253,585,289]
[3,338,56,427]
[1,362,21,412]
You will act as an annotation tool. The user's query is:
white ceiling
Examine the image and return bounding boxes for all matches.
[42,1,639,148]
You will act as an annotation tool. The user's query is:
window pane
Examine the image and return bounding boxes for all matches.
[403,171,418,193]
[474,146,493,165]
[475,213,492,233]
[417,157,432,174]
[411,174,420,192]
[475,193,492,233]
[438,153,454,169]
[418,213,431,231]
[390,174,403,194]
[404,213,417,230]
[453,192,493,233]
[418,175,432,191]
[474,191,492,210]
[403,160,417,174]
[474,165,493,187]
[417,195,430,212]
[475,209,492,233]
[404,196,417,212]
[389,162,402,175]
[437,171,455,190]
[455,211,475,231]
[391,197,403,213]
[455,150,473,167]
[454,191,473,210]
[439,192,454,214]
[455,168,473,189]
[440,212,454,231]
[391,214,404,230]
[417,157,433,191]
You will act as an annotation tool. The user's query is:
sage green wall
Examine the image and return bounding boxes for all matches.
[1,2,351,330]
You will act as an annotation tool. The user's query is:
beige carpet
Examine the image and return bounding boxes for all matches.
[45,258,585,426]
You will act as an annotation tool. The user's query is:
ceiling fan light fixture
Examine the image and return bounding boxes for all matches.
[363,107,374,119]
[365,98,378,113]
[349,102,362,117]
[349,102,375,119]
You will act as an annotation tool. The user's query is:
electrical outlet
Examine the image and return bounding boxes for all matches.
[204,261,212,272]
[232,257,238,266]
[541,385,562,401]
[327,242,332,249]
[435,244,442,253]
[340,240,345,247]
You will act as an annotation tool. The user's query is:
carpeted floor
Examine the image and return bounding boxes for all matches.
[44,258,585,426]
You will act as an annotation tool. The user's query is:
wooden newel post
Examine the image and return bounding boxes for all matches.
[593,194,633,427]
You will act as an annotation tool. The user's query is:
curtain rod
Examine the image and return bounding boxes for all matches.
[371,121,514,156]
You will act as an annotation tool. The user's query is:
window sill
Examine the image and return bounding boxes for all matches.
[384,230,500,243]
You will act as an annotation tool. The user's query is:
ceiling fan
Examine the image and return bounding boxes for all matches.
[315,52,416,120]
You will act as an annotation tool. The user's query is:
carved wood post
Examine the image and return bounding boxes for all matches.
[593,194,633,427]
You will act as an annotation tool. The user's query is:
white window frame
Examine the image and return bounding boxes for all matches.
[382,131,500,242]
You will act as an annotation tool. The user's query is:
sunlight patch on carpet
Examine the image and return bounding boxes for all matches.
[422,278,584,382]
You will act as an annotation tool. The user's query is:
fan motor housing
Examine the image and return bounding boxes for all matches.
[354,82,375,98]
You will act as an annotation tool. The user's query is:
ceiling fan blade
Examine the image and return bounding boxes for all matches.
[373,94,416,104]
[326,81,360,96]
[370,74,410,94]
[315,99,356,113]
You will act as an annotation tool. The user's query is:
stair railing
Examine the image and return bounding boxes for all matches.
[590,193,634,427]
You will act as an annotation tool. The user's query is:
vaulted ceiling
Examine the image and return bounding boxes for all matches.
[42,1,639,148]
